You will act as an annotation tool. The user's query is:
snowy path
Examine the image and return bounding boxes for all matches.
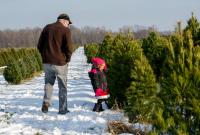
[0,47,127,135]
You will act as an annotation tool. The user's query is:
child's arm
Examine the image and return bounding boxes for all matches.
[93,72,101,90]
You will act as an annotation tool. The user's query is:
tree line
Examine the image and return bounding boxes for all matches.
[1,48,42,84]
[0,25,171,48]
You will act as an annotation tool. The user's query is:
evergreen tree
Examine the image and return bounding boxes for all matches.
[0,53,6,66]
[107,34,134,106]
[84,43,99,63]
[142,32,168,81]
[2,48,43,84]
[18,59,28,79]
[23,55,35,77]
[30,50,40,72]
[10,48,19,61]
[97,34,114,65]
[160,30,200,134]
[3,59,22,84]
[125,41,161,124]
[1,50,14,66]
[184,12,200,46]
[34,49,43,71]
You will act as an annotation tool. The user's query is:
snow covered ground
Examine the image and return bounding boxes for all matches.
[0,47,130,135]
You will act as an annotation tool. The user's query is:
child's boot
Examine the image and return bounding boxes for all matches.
[95,103,102,112]
[92,103,97,111]
[99,104,104,112]
[105,100,111,109]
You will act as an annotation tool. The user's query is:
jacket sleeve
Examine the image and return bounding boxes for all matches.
[93,72,101,90]
[64,28,73,62]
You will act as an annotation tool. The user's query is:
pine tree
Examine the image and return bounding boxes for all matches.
[160,29,200,134]
[23,55,35,77]
[0,53,6,66]
[30,49,40,72]
[106,34,134,106]
[97,34,114,65]
[34,49,43,71]
[3,59,22,84]
[184,12,200,46]
[142,32,168,81]
[84,43,99,63]
[125,41,161,124]
[18,59,28,79]
[10,48,19,61]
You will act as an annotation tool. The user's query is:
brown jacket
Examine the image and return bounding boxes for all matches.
[37,21,73,66]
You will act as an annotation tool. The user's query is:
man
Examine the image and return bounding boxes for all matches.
[37,13,73,114]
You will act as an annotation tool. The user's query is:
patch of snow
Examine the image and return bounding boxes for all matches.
[132,123,152,133]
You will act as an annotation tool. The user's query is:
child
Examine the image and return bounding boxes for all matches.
[88,57,110,112]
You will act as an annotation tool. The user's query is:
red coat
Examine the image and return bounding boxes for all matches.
[88,67,110,99]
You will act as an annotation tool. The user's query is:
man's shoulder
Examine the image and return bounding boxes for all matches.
[46,22,58,28]
[42,23,54,30]
[43,22,71,34]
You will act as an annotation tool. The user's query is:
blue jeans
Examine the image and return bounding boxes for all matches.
[43,64,68,112]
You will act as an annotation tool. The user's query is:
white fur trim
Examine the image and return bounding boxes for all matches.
[95,94,110,99]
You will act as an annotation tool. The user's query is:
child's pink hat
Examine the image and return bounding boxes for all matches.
[91,57,105,65]
[91,57,107,70]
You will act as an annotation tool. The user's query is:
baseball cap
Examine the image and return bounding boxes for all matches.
[57,13,72,24]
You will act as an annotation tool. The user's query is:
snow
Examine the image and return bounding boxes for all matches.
[0,47,130,135]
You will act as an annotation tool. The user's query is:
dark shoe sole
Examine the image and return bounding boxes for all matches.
[41,106,48,113]
[58,110,70,114]
[42,108,48,113]
[41,102,49,113]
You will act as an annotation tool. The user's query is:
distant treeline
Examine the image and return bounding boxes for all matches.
[0,25,171,48]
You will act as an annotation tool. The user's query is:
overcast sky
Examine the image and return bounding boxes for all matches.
[0,0,200,31]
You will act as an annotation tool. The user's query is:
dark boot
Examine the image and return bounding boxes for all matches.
[95,103,103,112]
[95,99,104,112]
[92,103,97,112]
[95,103,101,112]
[105,101,111,109]
[41,102,50,113]
[58,110,70,115]
[99,104,104,112]
[93,103,102,112]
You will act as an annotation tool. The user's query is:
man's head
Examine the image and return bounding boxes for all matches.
[57,13,72,27]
